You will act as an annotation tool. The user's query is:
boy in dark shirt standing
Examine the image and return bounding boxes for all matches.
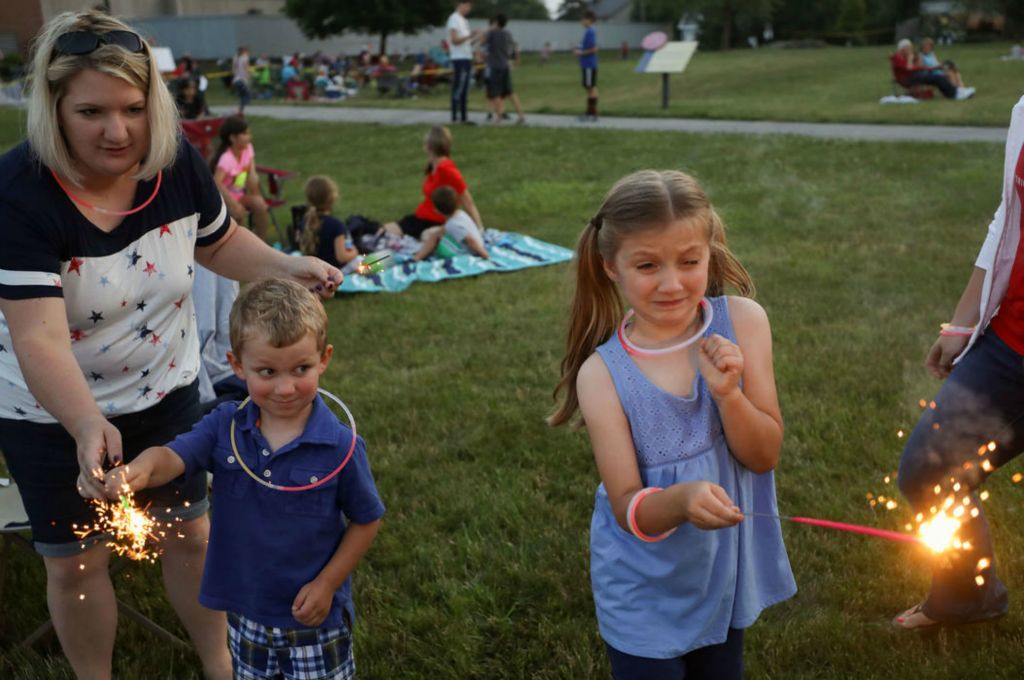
[483,13,526,125]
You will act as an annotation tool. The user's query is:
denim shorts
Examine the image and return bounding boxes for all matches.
[0,381,210,556]
[228,612,355,680]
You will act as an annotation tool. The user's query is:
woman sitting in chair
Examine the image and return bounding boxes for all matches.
[210,115,272,240]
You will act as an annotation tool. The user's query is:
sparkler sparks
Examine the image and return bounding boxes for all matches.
[73,484,164,562]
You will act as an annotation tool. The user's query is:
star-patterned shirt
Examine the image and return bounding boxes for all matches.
[0,138,230,423]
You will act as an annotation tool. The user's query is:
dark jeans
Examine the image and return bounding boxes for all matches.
[450,59,471,122]
[897,331,1023,622]
[606,628,744,680]
[904,71,957,98]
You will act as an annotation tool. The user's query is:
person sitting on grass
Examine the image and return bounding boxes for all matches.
[103,278,384,679]
[298,175,362,274]
[211,115,273,240]
[919,37,966,89]
[414,185,489,261]
[891,38,974,101]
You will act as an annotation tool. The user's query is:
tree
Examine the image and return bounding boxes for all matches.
[471,0,552,20]
[557,0,591,21]
[668,0,778,49]
[283,0,449,55]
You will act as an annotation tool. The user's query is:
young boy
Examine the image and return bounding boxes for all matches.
[414,185,489,261]
[104,278,384,679]
[574,9,599,122]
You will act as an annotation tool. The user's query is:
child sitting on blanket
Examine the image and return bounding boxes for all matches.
[104,279,384,678]
[414,186,489,261]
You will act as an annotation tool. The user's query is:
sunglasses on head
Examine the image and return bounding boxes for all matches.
[53,30,145,58]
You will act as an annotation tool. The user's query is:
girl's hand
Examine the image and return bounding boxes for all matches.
[697,334,744,401]
[102,462,151,499]
[70,415,123,500]
[925,334,970,380]
[285,256,344,299]
[678,481,743,529]
[292,577,334,627]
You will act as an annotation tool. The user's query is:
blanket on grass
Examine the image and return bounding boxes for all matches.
[340,229,573,294]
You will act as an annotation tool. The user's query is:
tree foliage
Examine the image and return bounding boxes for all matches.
[282,0,449,54]
[556,0,591,21]
[471,0,552,20]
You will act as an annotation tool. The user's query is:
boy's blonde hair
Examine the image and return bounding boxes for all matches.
[229,279,329,356]
[548,170,754,428]
[26,9,180,186]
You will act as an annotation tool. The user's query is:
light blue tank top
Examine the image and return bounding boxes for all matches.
[592,296,796,659]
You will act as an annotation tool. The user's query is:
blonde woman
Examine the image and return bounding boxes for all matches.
[0,10,341,678]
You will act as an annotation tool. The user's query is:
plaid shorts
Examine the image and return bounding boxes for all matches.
[227,612,355,680]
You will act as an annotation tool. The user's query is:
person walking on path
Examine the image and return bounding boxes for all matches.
[575,9,599,122]
[447,1,478,125]
[484,13,525,125]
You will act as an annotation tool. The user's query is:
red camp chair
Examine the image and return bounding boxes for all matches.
[181,117,224,160]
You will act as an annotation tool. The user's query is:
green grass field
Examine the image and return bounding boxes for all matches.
[205,43,1024,127]
[3,104,1024,679]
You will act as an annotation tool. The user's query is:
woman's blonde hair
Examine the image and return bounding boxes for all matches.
[299,175,338,257]
[229,278,329,357]
[26,10,179,185]
[548,170,755,428]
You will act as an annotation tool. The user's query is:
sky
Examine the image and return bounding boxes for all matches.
[543,0,560,19]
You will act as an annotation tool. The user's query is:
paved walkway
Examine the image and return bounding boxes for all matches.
[216,105,1007,144]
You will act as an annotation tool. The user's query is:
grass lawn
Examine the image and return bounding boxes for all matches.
[205,43,1024,127]
[3,107,1024,678]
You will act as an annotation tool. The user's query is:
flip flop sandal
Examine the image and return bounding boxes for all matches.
[892,603,942,630]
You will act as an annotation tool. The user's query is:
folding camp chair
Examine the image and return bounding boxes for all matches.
[0,478,190,651]
[255,165,298,248]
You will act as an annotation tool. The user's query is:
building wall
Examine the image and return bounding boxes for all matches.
[131,14,671,60]
[1,0,44,55]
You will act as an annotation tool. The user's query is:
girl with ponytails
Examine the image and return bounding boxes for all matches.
[299,175,360,274]
[549,170,796,679]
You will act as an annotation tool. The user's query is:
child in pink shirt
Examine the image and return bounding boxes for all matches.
[211,115,271,240]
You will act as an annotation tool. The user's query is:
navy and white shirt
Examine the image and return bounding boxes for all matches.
[0,138,230,423]
[169,396,386,629]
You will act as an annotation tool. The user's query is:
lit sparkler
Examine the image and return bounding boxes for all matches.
[73,484,163,562]
[355,252,392,275]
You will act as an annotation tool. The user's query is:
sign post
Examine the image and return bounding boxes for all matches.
[635,37,698,110]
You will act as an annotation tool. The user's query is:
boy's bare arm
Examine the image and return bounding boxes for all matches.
[103,446,186,498]
[292,519,381,627]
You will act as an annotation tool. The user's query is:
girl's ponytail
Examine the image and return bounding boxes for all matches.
[706,207,755,298]
[299,175,337,257]
[547,215,622,428]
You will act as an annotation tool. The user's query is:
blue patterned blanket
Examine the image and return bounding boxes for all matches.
[339,230,573,294]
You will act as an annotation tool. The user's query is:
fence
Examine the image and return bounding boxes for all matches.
[130,15,671,61]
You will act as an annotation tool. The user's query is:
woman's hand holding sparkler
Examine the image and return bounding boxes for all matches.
[71,414,123,500]
[697,334,744,402]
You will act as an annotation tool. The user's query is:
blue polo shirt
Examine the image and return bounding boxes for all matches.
[579,26,597,69]
[167,395,385,629]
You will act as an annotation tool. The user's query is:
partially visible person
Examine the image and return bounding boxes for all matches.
[210,115,272,241]
[575,9,599,121]
[425,185,489,260]
[919,37,966,89]
[891,38,973,100]
[382,125,484,241]
[298,175,361,274]
[231,45,251,113]
[483,13,525,125]
[540,41,552,66]
[892,94,1024,631]
[175,77,209,120]
[447,0,478,124]
[0,10,341,680]
[103,278,384,680]
[193,264,248,412]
